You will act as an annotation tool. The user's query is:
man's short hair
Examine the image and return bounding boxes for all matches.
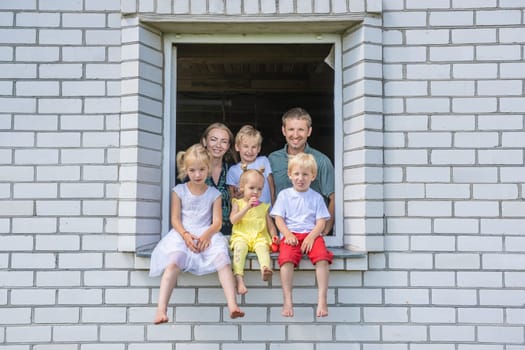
[281,107,312,128]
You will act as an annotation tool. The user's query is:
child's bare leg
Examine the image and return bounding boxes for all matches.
[218,265,245,319]
[280,262,295,317]
[235,274,248,295]
[315,260,329,317]
[154,263,180,324]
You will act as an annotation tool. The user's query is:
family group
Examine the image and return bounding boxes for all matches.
[148,107,335,324]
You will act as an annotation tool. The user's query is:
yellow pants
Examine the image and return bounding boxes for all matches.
[232,240,271,276]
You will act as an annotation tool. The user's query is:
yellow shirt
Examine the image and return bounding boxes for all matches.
[230,198,271,250]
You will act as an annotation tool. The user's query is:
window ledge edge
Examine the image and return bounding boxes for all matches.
[135,244,368,271]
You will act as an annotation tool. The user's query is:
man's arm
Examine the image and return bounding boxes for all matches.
[323,192,335,235]
[315,152,335,235]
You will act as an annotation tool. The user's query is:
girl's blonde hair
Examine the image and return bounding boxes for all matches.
[235,124,263,146]
[176,143,211,180]
[287,152,317,175]
[200,122,238,163]
[238,169,265,195]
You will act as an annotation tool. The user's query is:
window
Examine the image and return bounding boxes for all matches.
[125,19,384,256]
[162,34,344,247]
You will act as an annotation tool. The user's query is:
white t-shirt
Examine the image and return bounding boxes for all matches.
[226,156,273,204]
[270,187,330,233]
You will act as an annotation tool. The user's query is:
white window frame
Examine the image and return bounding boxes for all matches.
[161,33,343,247]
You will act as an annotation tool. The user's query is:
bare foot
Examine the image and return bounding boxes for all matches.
[237,284,248,295]
[262,267,273,282]
[153,309,169,324]
[235,275,248,295]
[316,301,328,317]
[230,308,245,319]
[281,303,294,317]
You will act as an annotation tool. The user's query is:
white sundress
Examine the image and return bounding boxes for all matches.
[149,183,231,277]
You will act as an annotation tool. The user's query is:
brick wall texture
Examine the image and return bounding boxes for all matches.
[1,0,524,348]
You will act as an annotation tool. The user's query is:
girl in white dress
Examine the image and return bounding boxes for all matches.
[150,144,244,324]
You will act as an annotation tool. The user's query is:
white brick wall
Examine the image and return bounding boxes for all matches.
[380,0,524,346]
[1,0,524,348]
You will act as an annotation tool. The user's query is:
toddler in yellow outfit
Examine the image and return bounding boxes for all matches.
[229,169,278,294]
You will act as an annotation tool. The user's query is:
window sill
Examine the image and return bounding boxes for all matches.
[135,243,368,271]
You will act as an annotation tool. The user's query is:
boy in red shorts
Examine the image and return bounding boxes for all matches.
[270,152,333,317]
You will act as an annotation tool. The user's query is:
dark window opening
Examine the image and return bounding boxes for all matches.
[175,43,335,161]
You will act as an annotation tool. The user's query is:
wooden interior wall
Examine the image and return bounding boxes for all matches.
[175,44,335,160]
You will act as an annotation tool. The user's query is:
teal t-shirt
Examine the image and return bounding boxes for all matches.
[268,143,335,200]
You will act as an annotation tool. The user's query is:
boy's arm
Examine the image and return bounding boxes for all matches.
[322,193,335,235]
[274,215,297,246]
[266,212,278,238]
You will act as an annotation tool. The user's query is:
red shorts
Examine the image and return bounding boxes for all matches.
[278,232,333,267]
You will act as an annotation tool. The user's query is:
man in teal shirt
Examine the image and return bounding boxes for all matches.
[268,107,335,235]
